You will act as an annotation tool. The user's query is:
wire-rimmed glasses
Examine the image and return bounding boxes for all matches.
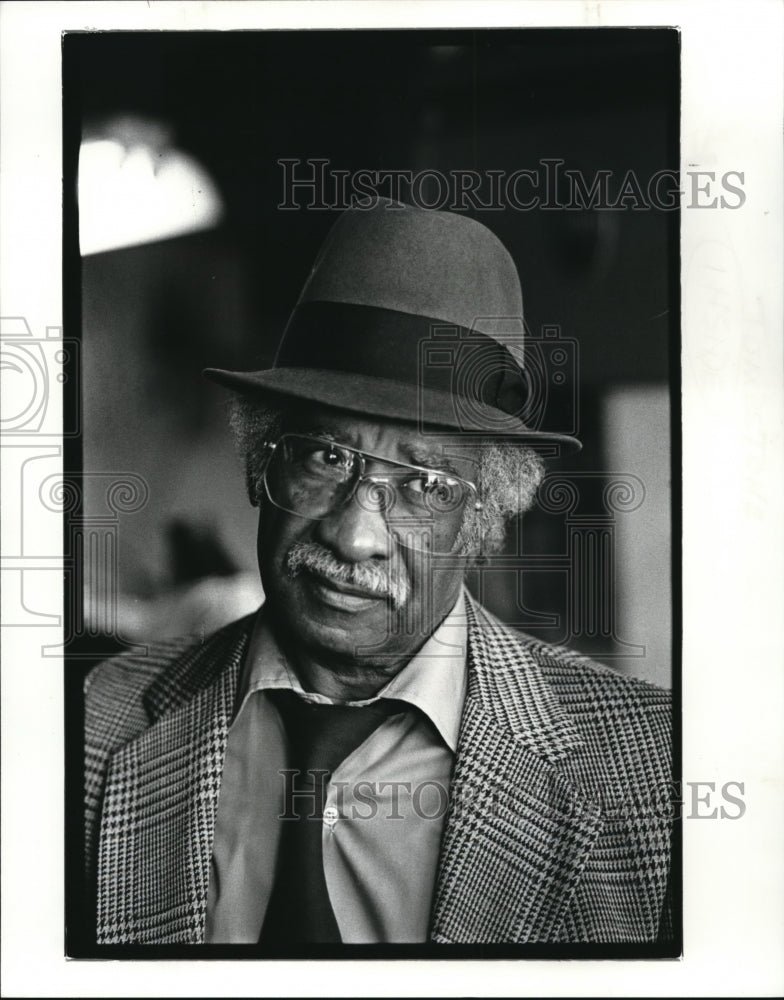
[260,434,482,553]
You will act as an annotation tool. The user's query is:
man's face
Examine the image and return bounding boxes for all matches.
[257,404,481,675]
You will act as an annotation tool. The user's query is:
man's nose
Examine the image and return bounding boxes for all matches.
[314,490,393,563]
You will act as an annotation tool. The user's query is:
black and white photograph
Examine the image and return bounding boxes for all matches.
[66,27,679,956]
[1,2,782,996]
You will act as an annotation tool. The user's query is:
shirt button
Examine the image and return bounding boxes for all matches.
[323,806,339,828]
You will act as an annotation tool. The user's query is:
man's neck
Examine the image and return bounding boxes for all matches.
[263,579,467,701]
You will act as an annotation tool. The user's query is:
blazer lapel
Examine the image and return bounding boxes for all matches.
[430,599,603,943]
[96,618,252,944]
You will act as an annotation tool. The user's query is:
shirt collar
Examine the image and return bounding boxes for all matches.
[238,589,468,753]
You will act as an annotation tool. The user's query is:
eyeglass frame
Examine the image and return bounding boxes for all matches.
[259,433,484,522]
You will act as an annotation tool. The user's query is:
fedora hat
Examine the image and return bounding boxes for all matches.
[204,200,580,451]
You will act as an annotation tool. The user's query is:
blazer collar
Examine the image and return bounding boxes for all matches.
[142,614,256,722]
[141,597,583,758]
[461,594,585,761]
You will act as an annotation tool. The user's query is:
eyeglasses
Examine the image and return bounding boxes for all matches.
[260,434,482,553]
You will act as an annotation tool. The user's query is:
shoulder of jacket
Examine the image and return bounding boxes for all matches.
[84,633,201,703]
[84,614,256,766]
[83,613,255,708]
[468,599,672,795]
[469,598,671,714]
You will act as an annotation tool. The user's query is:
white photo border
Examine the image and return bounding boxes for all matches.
[1,1,782,996]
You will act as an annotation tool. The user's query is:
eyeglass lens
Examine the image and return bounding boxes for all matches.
[263,435,471,552]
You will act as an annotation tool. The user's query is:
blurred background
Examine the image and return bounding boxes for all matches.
[67,29,677,687]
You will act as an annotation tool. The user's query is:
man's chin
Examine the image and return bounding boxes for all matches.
[284,613,406,676]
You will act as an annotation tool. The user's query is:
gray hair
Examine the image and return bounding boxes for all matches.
[228,396,545,556]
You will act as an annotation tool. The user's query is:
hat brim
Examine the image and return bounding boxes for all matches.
[204,367,581,453]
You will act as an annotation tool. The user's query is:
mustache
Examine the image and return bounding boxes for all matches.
[285,541,410,609]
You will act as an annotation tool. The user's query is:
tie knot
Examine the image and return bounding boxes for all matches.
[267,688,404,777]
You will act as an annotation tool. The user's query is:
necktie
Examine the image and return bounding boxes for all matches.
[258,688,401,945]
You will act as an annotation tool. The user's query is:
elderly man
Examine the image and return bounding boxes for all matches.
[84,202,673,947]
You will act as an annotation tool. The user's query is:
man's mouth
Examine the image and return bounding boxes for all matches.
[303,568,388,611]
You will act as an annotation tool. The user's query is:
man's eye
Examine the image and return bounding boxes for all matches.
[401,474,465,513]
[403,474,452,495]
[400,474,427,494]
[304,445,349,470]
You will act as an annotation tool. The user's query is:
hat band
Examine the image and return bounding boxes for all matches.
[277,301,526,415]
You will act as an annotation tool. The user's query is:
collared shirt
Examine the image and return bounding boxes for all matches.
[205,590,468,944]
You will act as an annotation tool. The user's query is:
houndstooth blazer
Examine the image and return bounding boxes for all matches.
[84,596,674,945]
